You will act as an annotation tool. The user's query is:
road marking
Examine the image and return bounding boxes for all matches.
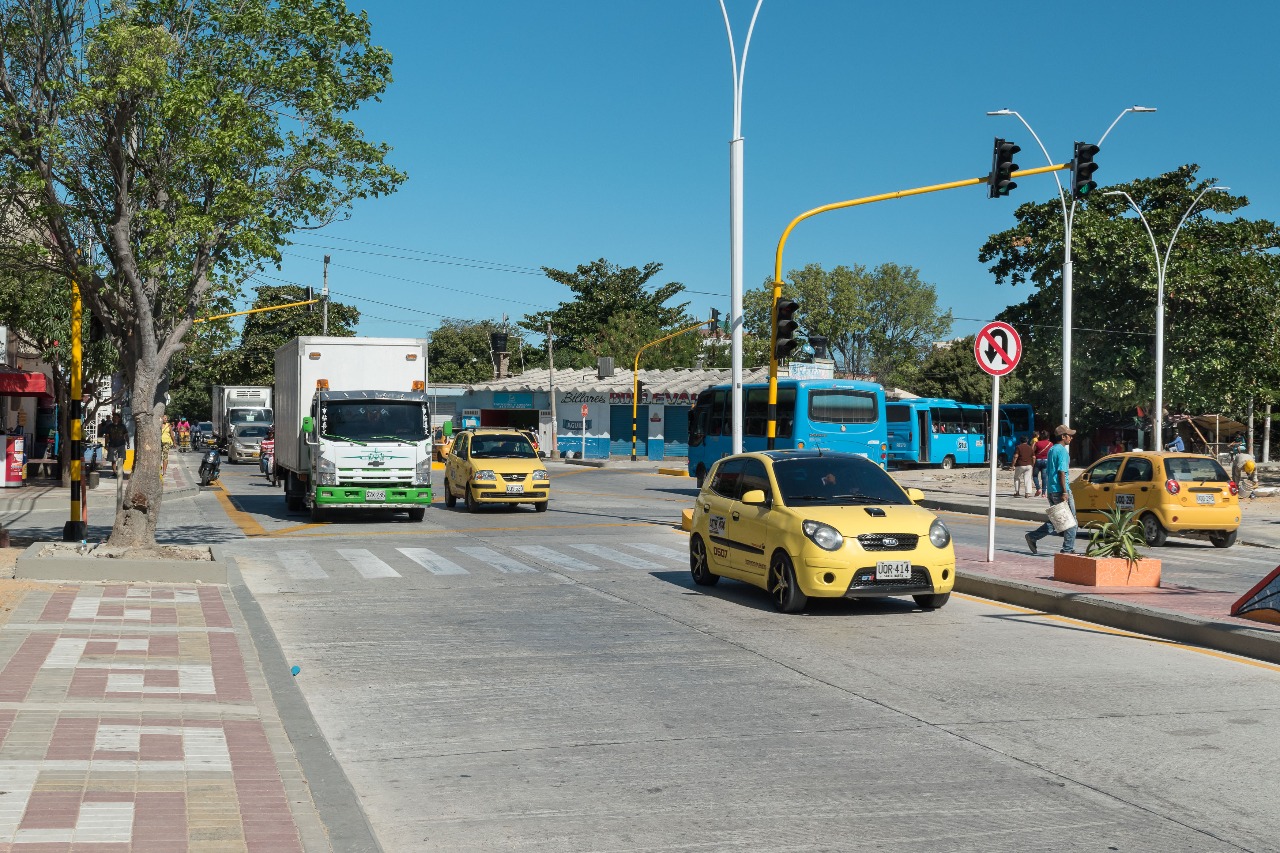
[337,549,401,579]
[624,542,688,562]
[570,543,661,569]
[273,521,667,538]
[211,484,268,537]
[511,544,601,572]
[397,548,468,575]
[276,550,327,579]
[457,546,539,574]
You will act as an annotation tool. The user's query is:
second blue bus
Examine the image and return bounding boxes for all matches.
[886,399,1036,468]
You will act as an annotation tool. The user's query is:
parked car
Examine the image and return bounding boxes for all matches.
[443,427,549,512]
[227,423,270,464]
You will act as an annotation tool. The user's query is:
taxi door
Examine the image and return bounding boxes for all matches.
[726,458,773,580]
[1073,456,1123,520]
[445,433,470,498]
[699,458,744,577]
[1113,456,1157,516]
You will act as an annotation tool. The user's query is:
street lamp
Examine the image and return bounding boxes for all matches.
[987,106,1155,427]
[1103,185,1230,449]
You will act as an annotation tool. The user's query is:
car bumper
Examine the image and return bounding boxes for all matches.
[797,548,955,599]
[471,484,549,503]
[315,486,432,507]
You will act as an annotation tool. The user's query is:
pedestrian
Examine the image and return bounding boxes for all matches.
[1025,425,1078,555]
[1032,429,1052,497]
[1012,435,1035,497]
[1232,442,1258,499]
[106,412,129,478]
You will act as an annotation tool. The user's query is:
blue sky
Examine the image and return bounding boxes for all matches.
[263,1,1279,344]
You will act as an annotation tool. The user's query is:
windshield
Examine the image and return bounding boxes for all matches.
[196,422,212,433]
[230,407,273,424]
[234,426,269,439]
[1164,456,1229,482]
[321,400,428,443]
[773,455,910,507]
[470,434,538,459]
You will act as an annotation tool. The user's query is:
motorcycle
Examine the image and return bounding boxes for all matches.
[261,448,277,487]
[198,447,221,487]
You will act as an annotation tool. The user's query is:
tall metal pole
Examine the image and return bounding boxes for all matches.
[63,269,86,542]
[547,322,558,459]
[321,254,330,335]
[986,374,1000,562]
[721,0,763,456]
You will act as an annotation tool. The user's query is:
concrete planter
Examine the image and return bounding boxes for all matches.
[1053,552,1161,587]
[14,542,227,584]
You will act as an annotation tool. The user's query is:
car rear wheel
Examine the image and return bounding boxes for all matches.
[443,479,457,508]
[1140,513,1168,547]
[940,455,956,470]
[769,551,807,614]
[689,534,719,586]
[914,592,950,610]
[1210,529,1238,548]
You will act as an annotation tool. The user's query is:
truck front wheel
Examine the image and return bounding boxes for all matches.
[309,501,326,523]
[407,507,426,522]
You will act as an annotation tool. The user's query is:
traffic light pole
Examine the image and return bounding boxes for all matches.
[765,162,1069,447]
[632,318,717,462]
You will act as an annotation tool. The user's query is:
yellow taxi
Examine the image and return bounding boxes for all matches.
[443,428,549,512]
[688,450,955,613]
[1071,451,1240,547]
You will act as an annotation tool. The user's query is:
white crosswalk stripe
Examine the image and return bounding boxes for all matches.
[457,546,539,574]
[277,550,327,579]
[511,544,601,572]
[624,542,687,563]
[337,549,401,579]
[397,548,469,575]
[569,543,661,570]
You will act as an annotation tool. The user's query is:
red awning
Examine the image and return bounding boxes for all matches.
[0,368,49,397]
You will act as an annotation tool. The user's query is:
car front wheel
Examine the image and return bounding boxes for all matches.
[464,485,480,513]
[914,592,950,610]
[769,551,807,614]
[443,478,456,508]
[689,534,719,586]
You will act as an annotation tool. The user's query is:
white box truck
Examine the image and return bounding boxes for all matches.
[211,385,273,447]
[275,337,432,522]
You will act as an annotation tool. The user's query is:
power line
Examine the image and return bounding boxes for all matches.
[287,240,545,276]
[292,234,545,274]
[951,315,1156,337]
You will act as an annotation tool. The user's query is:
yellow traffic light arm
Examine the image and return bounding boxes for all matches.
[631,318,716,462]
[765,162,1068,448]
[193,298,321,324]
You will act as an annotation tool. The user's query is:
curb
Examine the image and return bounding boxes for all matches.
[15,541,228,583]
[955,569,1280,666]
[658,467,689,478]
[562,458,608,468]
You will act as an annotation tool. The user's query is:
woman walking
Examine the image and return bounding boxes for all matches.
[1032,429,1052,497]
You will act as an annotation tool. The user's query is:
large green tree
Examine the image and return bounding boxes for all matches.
[0,0,404,545]
[980,166,1280,427]
[428,319,539,385]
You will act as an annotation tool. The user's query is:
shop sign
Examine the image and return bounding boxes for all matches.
[492,392,533,410]
[563,419,592,431]
[561,391,608,404]
[608,389,696,406]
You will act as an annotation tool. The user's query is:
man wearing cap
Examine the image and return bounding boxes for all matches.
[1025,424,1077,554]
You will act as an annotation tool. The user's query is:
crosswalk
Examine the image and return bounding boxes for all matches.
[227,539,691,582]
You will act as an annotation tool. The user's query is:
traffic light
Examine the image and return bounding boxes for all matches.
[306,286,314,311]
[988,137,1020,198]
[1071,141,1100,199]
[774,298,800,361]
[709,307,720,330]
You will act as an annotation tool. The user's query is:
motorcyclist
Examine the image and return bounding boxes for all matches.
[260,426,276,477]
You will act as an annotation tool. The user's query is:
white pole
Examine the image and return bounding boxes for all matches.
[1264,403,1272,464]
[582,410,587,460]
[987,374,1000,562]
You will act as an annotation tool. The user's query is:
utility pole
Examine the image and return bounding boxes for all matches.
[546,321,558,458]
[321,254,330,335]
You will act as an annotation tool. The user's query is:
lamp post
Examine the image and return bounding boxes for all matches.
[1103,186,1230,449]
[986,106,1155,427]
[719,0,763,455]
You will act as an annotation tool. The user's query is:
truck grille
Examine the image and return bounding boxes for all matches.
[339,468,414,484]
[857,533,919,551]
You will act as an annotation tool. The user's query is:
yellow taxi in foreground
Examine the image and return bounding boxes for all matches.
[689,450,955,613]
[1071,451,1240,547]
[443,428,549,512]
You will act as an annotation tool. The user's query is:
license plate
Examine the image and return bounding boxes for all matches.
[875,560,912,580]
[506,484,524,494]
[366,489,385,502]
[1197,494,1215,505]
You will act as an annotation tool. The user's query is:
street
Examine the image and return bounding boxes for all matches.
[197,454,1280,852]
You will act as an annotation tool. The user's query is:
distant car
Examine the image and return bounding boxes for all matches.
[227,423,270,464]
[1071,451,1240,547]
[689,450,955,613]
[443,427,549,512]
[193,421,214,449]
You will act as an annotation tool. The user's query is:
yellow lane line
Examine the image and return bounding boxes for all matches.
[211,485,268,538]
[549,468,601,478]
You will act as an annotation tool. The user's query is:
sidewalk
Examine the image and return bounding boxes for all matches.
[0,453,201,512]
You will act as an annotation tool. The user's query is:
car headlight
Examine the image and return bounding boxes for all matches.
[532,469,549,481]
[414,457,431,485]
[473,469,496,481]
[802,520,844,551]
[929,518,951,548]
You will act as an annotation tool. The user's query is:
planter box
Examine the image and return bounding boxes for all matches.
[15,542,226,584]
[1053,552,1161,587]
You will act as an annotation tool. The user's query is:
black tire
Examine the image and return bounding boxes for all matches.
[534,501,548,513]
[769,551,807,614]
[443,478,456,508]
[464,485,481,513]
[285,472,304,512]
[1210,529,1238,548]
[1140,513,1168,547]
[689,534,720,586]
[309,502,326,523]
[695,464,707,489]
[940,455,956,471]
[914,592,951,610]
[407,507,426,522]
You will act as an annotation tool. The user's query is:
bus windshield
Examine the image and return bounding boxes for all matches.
[321,401,429,443]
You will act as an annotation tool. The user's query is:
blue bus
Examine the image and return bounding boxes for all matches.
[996,403,1036,464]
[687,379,888,486]
[886,398,989,469]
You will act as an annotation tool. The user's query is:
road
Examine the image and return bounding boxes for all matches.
[194,456,1280,852]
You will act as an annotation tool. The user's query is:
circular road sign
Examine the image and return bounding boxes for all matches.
[974,321,1022,377]
[581,404,589,418]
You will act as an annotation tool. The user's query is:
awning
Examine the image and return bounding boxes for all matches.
[0,368,48,397]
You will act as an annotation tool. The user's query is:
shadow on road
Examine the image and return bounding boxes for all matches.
[648,569,932,616]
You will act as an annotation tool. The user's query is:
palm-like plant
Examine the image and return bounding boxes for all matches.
[1084,508,1147,566]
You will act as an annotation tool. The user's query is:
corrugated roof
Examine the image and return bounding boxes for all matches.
[466,366,772,395]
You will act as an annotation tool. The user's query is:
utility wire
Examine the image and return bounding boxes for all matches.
[292,234,545,273]
[288,240,544,276]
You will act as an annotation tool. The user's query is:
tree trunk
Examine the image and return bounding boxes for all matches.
[106,362,166,548]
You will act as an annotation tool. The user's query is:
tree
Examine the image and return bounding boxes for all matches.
[0,0,404,546]
[520,259,690,367]
[979,165,1280,427]
[229,285,359,385]
[428,320,538,385]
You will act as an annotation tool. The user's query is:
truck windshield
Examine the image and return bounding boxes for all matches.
[230,408,273,424]
[322,401,428,443]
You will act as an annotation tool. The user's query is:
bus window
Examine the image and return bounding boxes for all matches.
[777,388,796,438]
[689,390,712,447]
[931,407,963,434]
[962,408,987,435]
[886,404,910,423]
[745,387,769,437]
[709,390,726,436]
[809,390,876,424]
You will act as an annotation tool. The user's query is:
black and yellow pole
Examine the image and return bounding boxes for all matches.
[62,272,86,542]
[632,318,716,461]
[764,162,1069,445]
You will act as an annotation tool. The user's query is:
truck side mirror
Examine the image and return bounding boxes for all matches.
[443,421,452,437]
[302,417,314,435]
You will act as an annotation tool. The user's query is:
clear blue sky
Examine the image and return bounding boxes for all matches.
[264,1,1279,344]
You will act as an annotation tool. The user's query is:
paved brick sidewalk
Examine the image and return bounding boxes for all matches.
[0,581,329,852]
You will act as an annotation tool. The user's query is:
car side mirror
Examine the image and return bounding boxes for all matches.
[906,487,925,504]
[741,489,767,506]
[1080,472,1090,482]
[302,417,314,435]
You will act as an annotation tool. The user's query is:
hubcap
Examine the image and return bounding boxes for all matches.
[772,561,788,604]
[691,540,706,577]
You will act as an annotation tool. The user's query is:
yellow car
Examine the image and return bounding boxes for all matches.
[443,428,549,512]
[688,450,955,613]
[1071,451,1240,547]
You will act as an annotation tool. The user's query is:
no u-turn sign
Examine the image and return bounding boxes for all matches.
[974,321,1022,376]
